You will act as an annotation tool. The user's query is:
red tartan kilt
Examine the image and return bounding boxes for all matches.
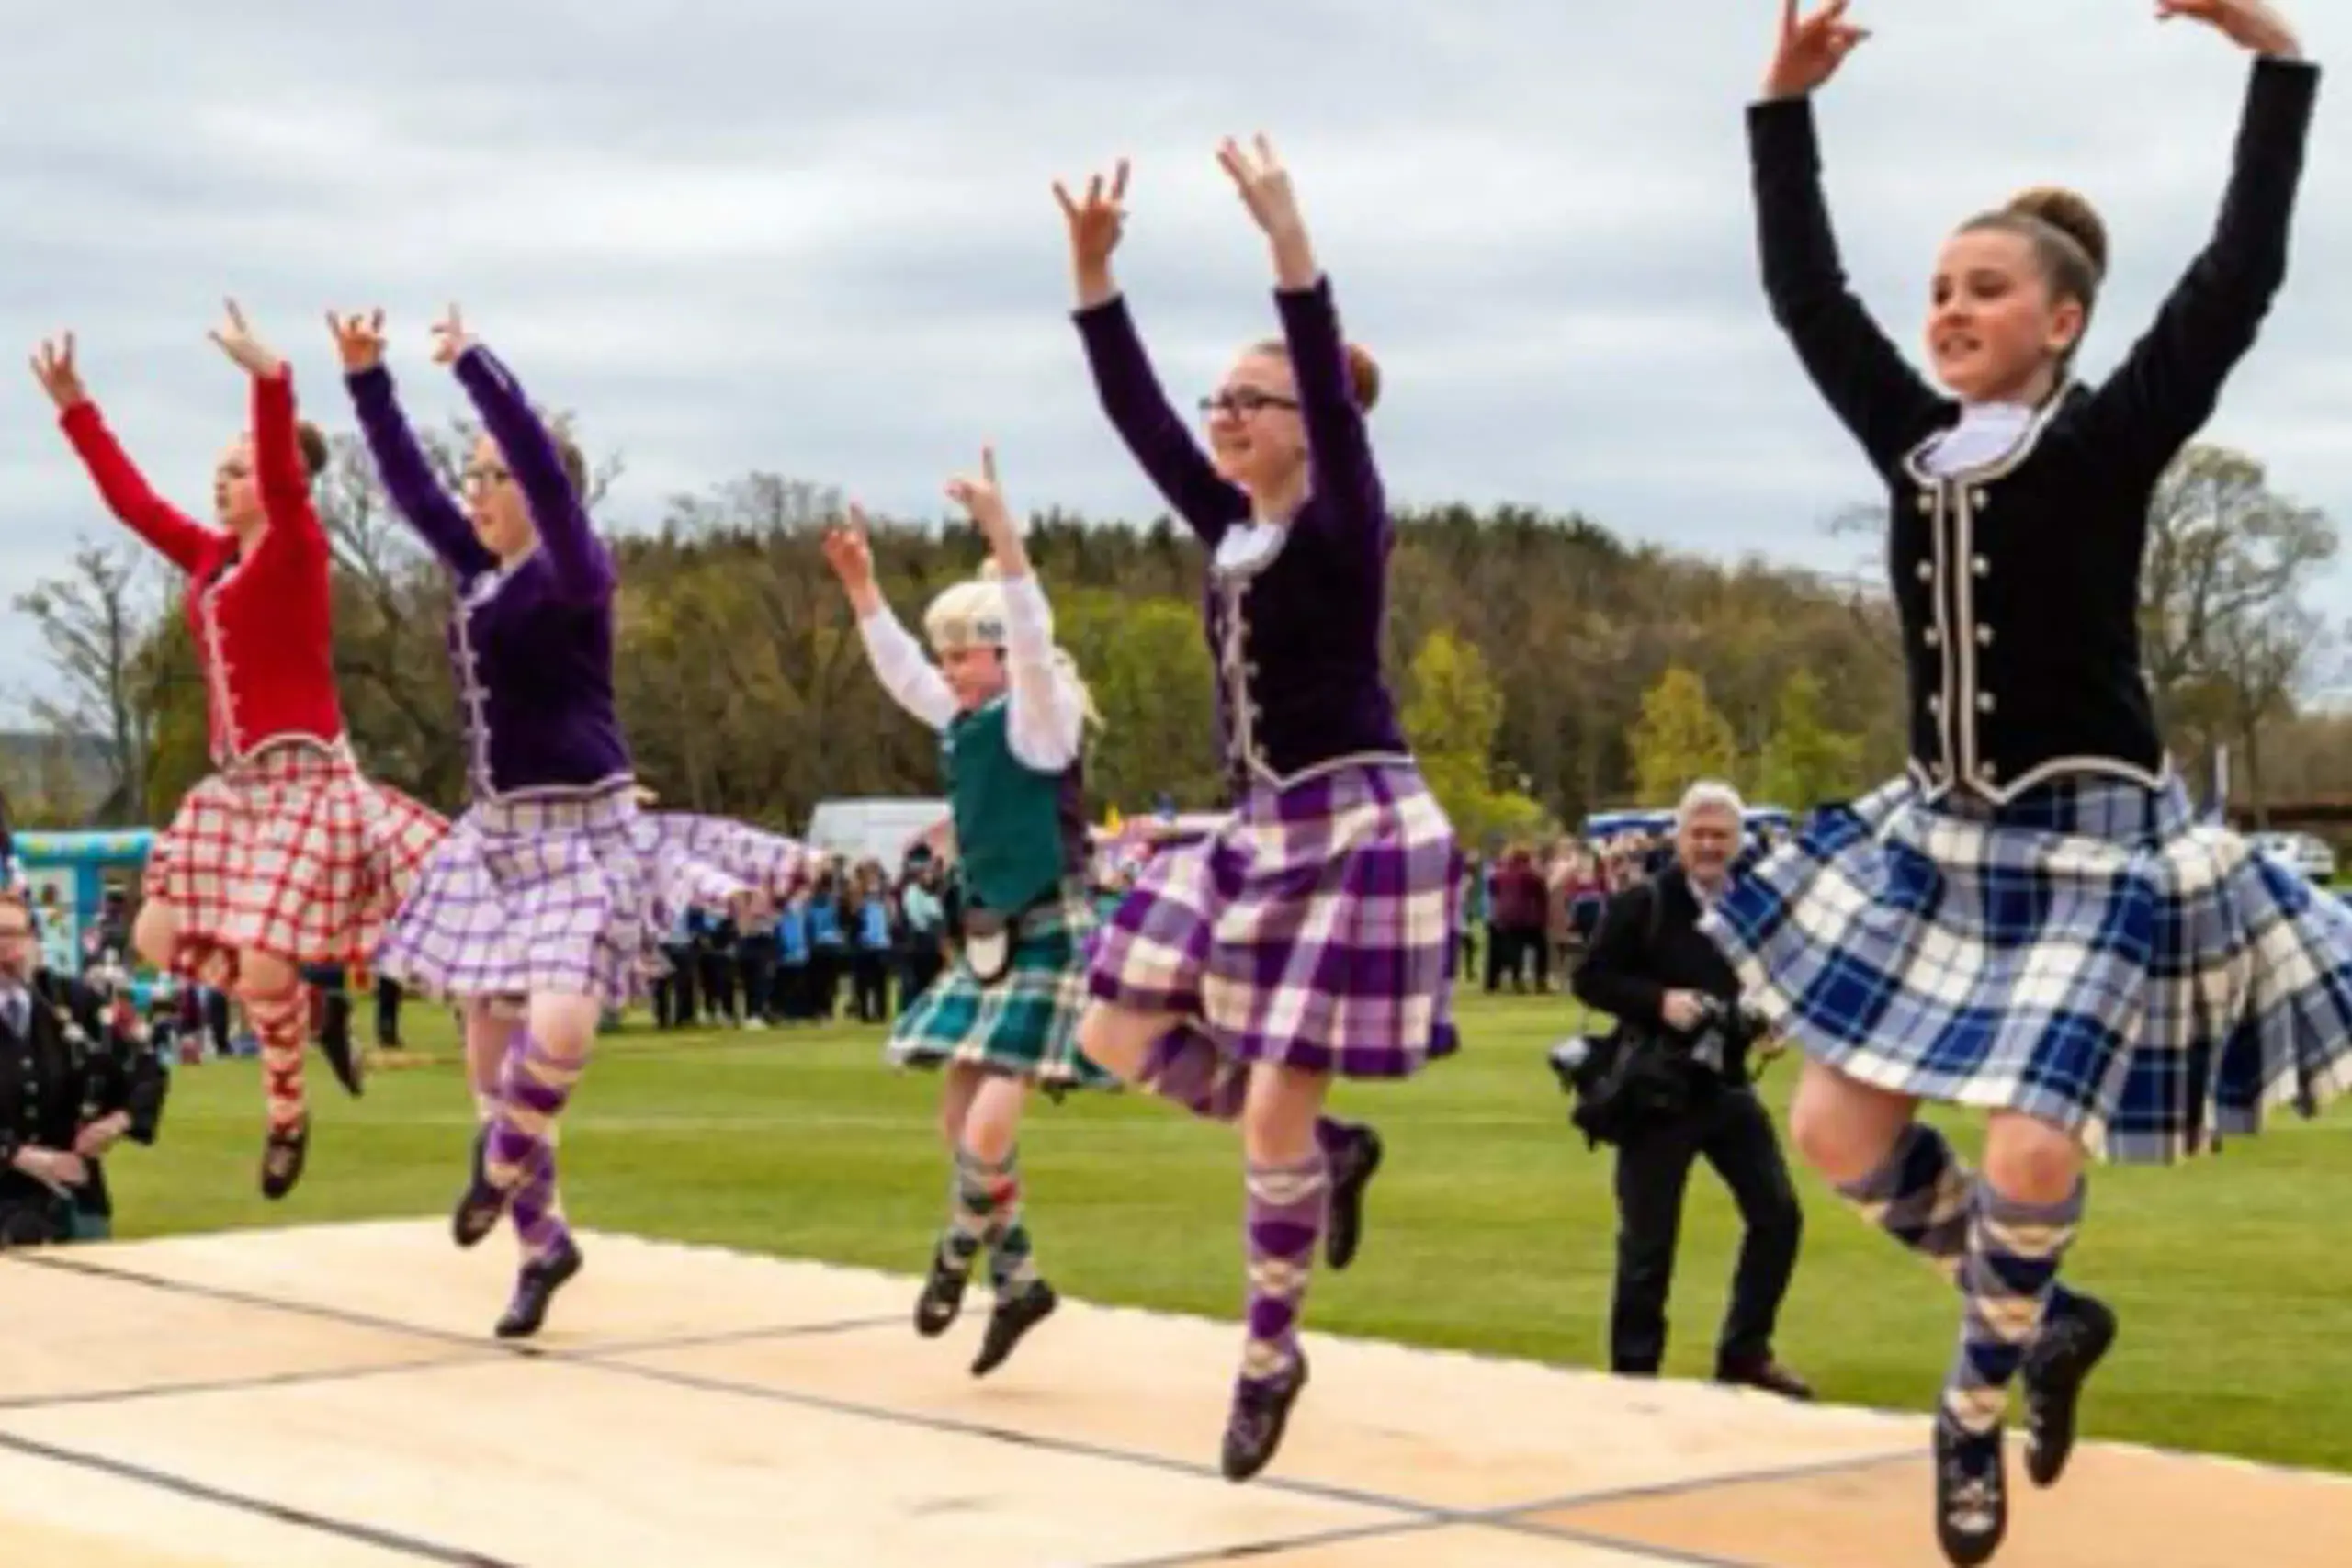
[142,742,447,973]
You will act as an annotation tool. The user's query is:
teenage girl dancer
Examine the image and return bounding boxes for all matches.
[1715,5,2344,1562]
[1058,141,1462,1481]
[823,450,1115,1376]
[333,305,808,1337]
[31,305,446,1199]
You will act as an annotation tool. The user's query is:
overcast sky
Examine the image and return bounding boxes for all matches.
[6,1,2346,721]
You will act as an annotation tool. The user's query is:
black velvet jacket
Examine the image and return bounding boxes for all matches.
[1748,57,2318,804]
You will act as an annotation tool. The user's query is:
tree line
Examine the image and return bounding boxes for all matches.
[9,418,2345,847]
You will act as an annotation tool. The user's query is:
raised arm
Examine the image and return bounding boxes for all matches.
[2083,18,2317,479]
[823,506,959,730]
[944,448,1086,773]
[1749,2,1946,467]
[209,301,327,564]
[435,310,610,600]
[1219,135,1385,547]
[33,334,218,574]
[1057,159,1245,542]
[331,310,495,576]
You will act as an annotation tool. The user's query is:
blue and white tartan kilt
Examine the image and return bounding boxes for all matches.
[1700,772,2352,1164]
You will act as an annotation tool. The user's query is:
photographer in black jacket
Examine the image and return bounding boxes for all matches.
[1569,781,1810,1400]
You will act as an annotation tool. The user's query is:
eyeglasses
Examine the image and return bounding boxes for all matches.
[1198,389,1297,417]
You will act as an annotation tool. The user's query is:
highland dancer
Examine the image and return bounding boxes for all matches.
[1715,5,2347,1563]
[332,305,807,1337]
[31,305,446,1200]
[822,450,1114,1376]
[1057,142,1462,1480]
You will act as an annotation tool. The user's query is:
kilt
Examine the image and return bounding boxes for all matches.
[1087,759,1462,1078]
[374,783,801,1009]
[885,880,1114,1089]
[1701,772,2352,1164]
[144,739,446,973]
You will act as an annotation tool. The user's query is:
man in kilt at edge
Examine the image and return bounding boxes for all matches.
[29,304,447,1200]
[1719,5,2352,1564]
[1057,139,1462,1483]
[822,448,1113,1377]
[333,304,808,1338]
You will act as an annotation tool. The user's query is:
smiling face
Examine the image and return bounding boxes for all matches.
[1203,346,1307,496]
[937,644,1007,711]
[1926,225,2086,405]
[462,434,537,560]
[1675,801,1741,888]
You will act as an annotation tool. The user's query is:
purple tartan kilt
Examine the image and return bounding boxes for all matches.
[374,784,803,1010]
[1088,759,1464,1077]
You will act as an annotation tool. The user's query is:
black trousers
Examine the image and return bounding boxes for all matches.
[1610,1082,1802,1374]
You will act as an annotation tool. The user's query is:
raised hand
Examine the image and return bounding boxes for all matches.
[1763,0,1869,99]
[208,299,285,378]
[1215,134,1303,239]
[1053,160,1128,267]
[28,333,86,411]
[430,303,472,367]
[327,308,387,373]
[821,502,876,592]
[944,444,1016,548]
[2155,0,2301,57]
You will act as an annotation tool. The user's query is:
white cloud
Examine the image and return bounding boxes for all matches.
[6,0,2347,722]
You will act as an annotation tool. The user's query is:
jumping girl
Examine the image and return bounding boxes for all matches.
[333,305,808,1337]
[1714,5,2346,1562]
[31,305,446,1200]
[1057,140,1463,1482]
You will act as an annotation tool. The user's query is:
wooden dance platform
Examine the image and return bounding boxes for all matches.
[0,1221,2342,1566]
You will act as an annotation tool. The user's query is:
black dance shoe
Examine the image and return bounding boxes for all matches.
[495,1238,583,1339]
[1934,1417,2007,1566]
[2021,1290,2118,1487]
[969,1280,1057,1377]
[258,1115,310,1201]
[1325,1123,1384,1272]
[914,1249,968,1337]
[1221,1353,1310,1483]
[317,996,365,1098]
[451,1126,509,1248]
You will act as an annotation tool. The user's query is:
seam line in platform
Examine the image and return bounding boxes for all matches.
[0,1427,521,1567]
[0,1351,496,1413]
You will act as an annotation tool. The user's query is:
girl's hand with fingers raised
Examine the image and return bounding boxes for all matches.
[208,299,285,378]
[1053,160,1128,303]
[821,502,877,592]
[430,303,472,367]
[29,333,86,411]
[1762,0,1870,99]
[2154,0,2301,59]
[327,309,387,375]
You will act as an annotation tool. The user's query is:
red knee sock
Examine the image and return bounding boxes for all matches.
[244,984,311,1132]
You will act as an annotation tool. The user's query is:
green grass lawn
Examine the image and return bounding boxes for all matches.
[107,991,2352,1474]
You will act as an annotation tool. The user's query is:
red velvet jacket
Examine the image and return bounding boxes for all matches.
[59,371,344,765]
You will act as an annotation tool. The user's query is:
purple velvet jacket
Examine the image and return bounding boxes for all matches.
[344,346,630,799]
[1072,276,1409,791]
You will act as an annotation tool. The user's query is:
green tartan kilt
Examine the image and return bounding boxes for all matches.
[884,881,1119,1091]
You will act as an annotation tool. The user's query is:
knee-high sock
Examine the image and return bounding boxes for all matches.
[476,1080,567,1261]
[1238,1150,1329,1393]
[1832,1122,1973,1284]
[936,1145,1001,1279]
[1138,1028,1249,1121]
[1942,1175,2086,1436]
[485,1033,586,1191]
[245,984,311,1132]
[975,1147,1038,1300]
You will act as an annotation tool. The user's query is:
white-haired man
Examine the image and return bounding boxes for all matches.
[1571,779,1811,1399]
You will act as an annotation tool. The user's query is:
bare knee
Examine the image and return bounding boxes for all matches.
[236,952,297,1001]
[131,901,179,970]
[1077,1002,1167,1081]
[1788,1062,1916,1185]
[1239,1064,1325,1165]
[961,1073,1027,1163]
[525,993,602,1062]
[1982,1112,2082,1204]
[937,1066,982,1147]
